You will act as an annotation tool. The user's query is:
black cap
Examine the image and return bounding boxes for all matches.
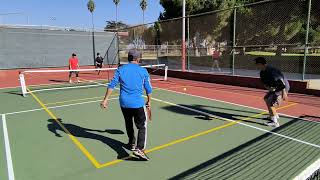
[72,53,76,57]
[128,49,141,61]
[254,57,267,65]
[97,53,100,55]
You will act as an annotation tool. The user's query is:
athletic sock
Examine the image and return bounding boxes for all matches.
[271,116,279,124]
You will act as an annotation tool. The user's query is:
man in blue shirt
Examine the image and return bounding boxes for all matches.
[101,49,152,161]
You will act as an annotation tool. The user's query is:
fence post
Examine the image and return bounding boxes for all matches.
[302,0,312,81]
[182,0,186,71]
[117,32,120,66]
[187,16,190,71]
[232,7,237,76]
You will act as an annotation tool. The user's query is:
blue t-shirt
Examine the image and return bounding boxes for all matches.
[108,63,152,108]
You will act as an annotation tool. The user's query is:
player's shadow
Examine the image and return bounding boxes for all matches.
[162,104,268,126]
[47,118,129,159]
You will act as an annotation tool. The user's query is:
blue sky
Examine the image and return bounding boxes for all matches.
[0,0,164,29]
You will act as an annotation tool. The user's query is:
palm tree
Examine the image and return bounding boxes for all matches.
[140,0,147,25]
[87,0,96,65]
[113,0,120,30]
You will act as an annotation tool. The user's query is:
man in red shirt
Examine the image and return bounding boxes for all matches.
[211,47,221,72]
[68,53,80,83]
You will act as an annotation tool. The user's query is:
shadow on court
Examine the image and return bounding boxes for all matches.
[47,119,129,159]
[169,118,320,180]
[5,90,23,96]
[162,104,268,126]
[49,79,69,83]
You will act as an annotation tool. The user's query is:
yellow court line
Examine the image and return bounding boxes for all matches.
[27,77,298,169]
[27,88,101,168]
[98,101,297,168]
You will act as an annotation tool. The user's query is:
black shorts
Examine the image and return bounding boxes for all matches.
[96,63,103,68]
[264,91,283,107]
[69,71,79,77]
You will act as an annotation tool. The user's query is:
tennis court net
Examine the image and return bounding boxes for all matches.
[19,64,168,97]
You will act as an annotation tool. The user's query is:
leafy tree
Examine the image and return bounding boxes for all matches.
[159,0,318,56]
[158,0,260,47]
[104,21,129,31]
[113,0,120,29]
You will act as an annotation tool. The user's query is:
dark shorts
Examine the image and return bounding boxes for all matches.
[264,91,282,107]
[265,79,290,107]
[69,71,79,77]
[96,63,103,68]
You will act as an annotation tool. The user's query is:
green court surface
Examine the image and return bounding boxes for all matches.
[1,85,320,180]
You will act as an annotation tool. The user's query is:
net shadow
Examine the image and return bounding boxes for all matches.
[169,118,320,180]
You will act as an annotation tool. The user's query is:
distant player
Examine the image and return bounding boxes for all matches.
[101,49,152,161]
[68,53,80,83]
[255,57,290,127]
[95,53,104,75]
[211,47,221,72]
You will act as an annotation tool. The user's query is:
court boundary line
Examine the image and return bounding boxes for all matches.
[2,114,15,180]
[151,98,320,147]
[1,77,318,124]
[4,97,119,116]
[153,86,320,124]
[27,88,101,168]
[2,86,319,125]
[4,87,318,171]
[98,97,320,168]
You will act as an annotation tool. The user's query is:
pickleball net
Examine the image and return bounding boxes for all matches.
[19,64,168,96]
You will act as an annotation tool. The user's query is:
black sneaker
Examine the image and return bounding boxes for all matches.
[133,149,149,161]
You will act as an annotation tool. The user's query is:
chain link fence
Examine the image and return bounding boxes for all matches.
[118,0,320,81]
[0,26,116,69]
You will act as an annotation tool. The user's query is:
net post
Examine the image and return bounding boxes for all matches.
[164,66,168,81]
[19,72,27,97]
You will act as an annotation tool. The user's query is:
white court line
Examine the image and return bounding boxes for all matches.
[0,86,21,90]
[4,97,119,116]
[2,114,15,180]
[153,86,320,124]
[3,84,318,126]
[293,158,320,180]
[151,97,320,149]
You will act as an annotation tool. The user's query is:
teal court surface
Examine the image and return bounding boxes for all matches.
[1,82,320,180]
